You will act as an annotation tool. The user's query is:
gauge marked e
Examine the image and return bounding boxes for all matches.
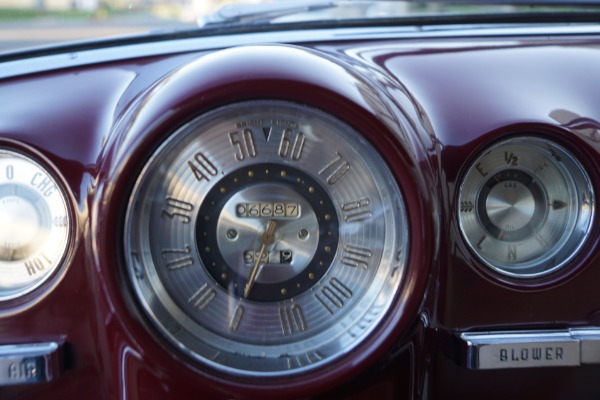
[458,137,594,278]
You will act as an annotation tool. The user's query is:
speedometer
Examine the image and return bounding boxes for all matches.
[125,101,408,377]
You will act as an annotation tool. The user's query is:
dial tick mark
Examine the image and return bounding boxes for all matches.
[551,200,568,210]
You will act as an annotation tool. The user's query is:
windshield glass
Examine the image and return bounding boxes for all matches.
[1,0,599,53]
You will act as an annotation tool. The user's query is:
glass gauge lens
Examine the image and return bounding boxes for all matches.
[458,137,594,277]
[125,101,408,376]
[0,150,70,300]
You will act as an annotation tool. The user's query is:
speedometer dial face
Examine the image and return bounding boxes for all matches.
[125,101,408,376]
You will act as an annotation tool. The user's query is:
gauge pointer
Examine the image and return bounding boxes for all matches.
[244,219,278,298]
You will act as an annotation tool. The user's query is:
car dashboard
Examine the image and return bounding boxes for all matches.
[1,20,600,400]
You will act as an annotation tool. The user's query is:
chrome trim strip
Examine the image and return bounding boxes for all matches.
[0,342,64,386]
[1,24,599,80]
[570,328,600,364]
[460,329,600,370]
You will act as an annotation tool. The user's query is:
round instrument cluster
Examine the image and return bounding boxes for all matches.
[125,101,409,376]
[458,137,594,278]
[0,149,70,301]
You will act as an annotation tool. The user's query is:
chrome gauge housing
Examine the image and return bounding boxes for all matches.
[125,101,408,377]
[458,137,594,278]
[0,149,70,301]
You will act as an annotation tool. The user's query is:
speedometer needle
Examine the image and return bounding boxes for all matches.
[244,219,278,298]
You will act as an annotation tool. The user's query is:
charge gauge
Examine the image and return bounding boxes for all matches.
[0,149,70,301]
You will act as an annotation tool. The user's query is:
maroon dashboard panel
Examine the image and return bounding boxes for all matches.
[0,32,599,399]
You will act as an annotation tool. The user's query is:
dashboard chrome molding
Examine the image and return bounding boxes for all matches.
[0,342,64,386]
[460,329,600,370]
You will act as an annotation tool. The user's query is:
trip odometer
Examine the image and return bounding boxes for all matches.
[125,101,408,376]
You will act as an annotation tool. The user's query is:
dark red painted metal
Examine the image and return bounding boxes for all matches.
[0,32,599,399]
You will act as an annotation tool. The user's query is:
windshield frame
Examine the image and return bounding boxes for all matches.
[2,6,600,60]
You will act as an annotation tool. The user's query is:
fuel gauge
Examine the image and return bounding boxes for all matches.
[0,150,70,301]
[458,137,594,278]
